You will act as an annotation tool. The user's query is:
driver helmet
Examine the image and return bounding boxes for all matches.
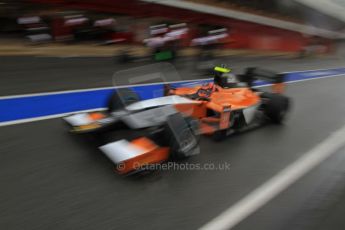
[213,65,238,86]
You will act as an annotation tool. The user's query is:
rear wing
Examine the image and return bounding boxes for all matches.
[239,67,286,93]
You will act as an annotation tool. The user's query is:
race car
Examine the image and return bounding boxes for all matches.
[166,65,291,140]
[64,89,200,174]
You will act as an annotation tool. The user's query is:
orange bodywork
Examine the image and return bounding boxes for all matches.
[116,137,170,174]
[89,112,106,120]
[171,85,260,134]
[70,112,106,132]
[173,86,260,110]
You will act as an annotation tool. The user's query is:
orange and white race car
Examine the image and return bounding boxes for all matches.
[64,64,290,174]
[166,66,291,140]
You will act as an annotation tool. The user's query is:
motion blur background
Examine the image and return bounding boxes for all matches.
[1,0,345,58]
[1,1,345,230]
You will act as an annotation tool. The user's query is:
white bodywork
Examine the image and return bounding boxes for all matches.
[242,104,260,124]
[64,113,93,126]
[126,95,197,111]
[64,95,197,129]
[123,105,177,129]
[100,140,148,163]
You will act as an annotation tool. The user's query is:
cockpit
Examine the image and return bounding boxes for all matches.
[213,66,240,88]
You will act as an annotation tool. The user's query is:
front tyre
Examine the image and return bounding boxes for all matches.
[164,114,200,160]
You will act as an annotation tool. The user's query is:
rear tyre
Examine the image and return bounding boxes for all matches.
[107,88,140,112]
[212,129,227,141]
[261,92,290,123]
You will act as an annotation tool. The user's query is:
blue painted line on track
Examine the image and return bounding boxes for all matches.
[1,67,345,123]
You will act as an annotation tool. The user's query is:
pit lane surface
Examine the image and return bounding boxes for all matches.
[1,55,345,96]
[1,57,345,230]
[233,145,345,230]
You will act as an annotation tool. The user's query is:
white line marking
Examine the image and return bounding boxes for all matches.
[251,73,345,89]
[0,78,206,100]
[199,123,345,230]
[0,108,106,127]
[1,73,344,127]
[282,67,345,74]
[284,73,345,84]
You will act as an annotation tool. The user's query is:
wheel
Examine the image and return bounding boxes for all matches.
[212,129,227,141]
[107,88,140,112]
[261,92,290,123]
[164,114,200,160]
[183,117,200,137]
